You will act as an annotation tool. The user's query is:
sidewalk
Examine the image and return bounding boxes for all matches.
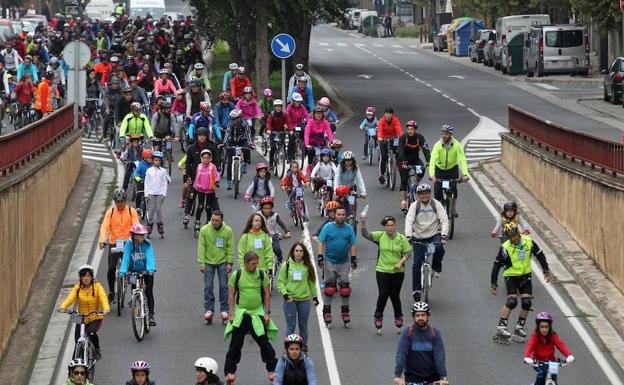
[472,159,624,367]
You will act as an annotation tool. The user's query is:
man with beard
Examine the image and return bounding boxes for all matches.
[394,302,448,385]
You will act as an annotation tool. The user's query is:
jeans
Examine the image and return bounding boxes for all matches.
[411,234,444,292]
[224,314,277,375]
[283,299,312,345]
[203,263,229,313]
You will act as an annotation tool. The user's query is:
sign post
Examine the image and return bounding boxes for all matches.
[62,41,91,131]
[271,33,296,101]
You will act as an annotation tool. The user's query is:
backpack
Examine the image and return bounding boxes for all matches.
[251,176,269,198]
[414,200,438,216]
[282,356,309,385]
[233,269,265,305]
[407,324,436,339]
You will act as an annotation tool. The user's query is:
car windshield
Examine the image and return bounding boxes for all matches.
[0,25,11,39]
[545,30,583,48]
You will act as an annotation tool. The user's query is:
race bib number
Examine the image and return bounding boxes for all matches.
[548,362,559,375]
[393,138,399,146]
[293,269,303,281]
[254,238,263,249]
[115,239,124,252]
[296,188,304,197]
[295,126,302,132]
[347,195,355,205]
[368,128,376,136]
[129,274,137,285]
[415,165,422,174]
[442,180,450,189]
[165,141,172,150]
[326,179,333,187]
[215,237,224,248]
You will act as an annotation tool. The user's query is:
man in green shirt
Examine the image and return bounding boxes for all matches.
[428,124,469,204]
[198,210,234,324]
[224,251,278,384]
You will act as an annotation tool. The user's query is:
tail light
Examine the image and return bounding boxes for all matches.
[614,73,623,81]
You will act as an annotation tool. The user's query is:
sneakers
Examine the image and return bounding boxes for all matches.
[149,314,157,326]
[204,310,213,321]
[226,180,232,190]
[379,175,385,184]
[241,163,248,174]
[178,199,184,208]
[93,349,102,360]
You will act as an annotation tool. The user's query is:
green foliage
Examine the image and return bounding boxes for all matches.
[363,26,378,37]
[394,25,421,38]
[569,0,621,36]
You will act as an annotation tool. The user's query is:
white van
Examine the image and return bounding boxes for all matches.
[357,10,379,33]
[129,0,166,19]
[85,0,115,19]
[494,14,550,73]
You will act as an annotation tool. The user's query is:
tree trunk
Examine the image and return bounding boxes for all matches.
[291,23,312,73]
[227,38,242,66]
[254,5,270,93]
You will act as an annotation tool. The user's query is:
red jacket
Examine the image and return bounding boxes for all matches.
[266,111,292,132]
[280,170,310,189]
[230,76,251,99]
[524,332,572,362]
[377,115,403,140]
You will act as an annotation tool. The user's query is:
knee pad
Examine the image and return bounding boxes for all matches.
[521,298,532,311]
[339,283,351,298]
[323,284,337,297]
[505,297,518,310]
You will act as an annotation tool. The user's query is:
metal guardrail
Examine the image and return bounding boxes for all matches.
[0,104,75,175]
[507,104,624,175]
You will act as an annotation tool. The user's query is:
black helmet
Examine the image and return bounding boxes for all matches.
[196,127,209,137]
[45,71,54,79]
[313,106,323,113]
[160,101,172,109]
[503,201,517,213]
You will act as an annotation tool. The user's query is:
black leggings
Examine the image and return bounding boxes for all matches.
[399,162,425,192]
[106,248,123,294]
[375,271,404,317]
[74,319,102,351]
[196,191,220,222]
[224,314,277,375]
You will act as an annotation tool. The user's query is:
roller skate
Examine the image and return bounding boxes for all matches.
[146,222,153,238]
[225,373,236,385]
[157,222,164,238]
[221,311,229,325]
[341,305,350,328]
[492,325,512,344]
[394,315,404,333]
[182,213,190,229]
[193,220,201,238]
[204,310,213,325]
[323,305,332,328]
[511,324,527,343]
[374,313,383,335]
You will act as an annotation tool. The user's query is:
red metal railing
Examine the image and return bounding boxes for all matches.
[0,104,75,175]
[508,105,624,175]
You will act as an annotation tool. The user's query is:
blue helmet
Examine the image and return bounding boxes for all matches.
[320,148,333,157]
[152,151,164,158]
[441,124,454,134]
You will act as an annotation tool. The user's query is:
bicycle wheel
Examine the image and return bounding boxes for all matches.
[73,340,86,360]
[8,104,17,124]
[233,160,240,199]
[261,135,268,157]
[298,202,305,230]
[448,198,456,240]
[295,142,304,168]
[368,141,374,166]
[116,276,123,316]
[143,296,151,334]
[131,292,145,341]
[276,145,286,179]
[389,155,397,191]
[421,263,431,303]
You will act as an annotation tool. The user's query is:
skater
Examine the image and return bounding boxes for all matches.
[197,210,234,325]
[194,357,223,385]
[317,207,357,327]
[277,242,318,351]
[524,312,575,385]
[184,127,218,227]
[237,213,274,274]
[491,225,551,344]
[224,251,278,384]
[257,196,291,267]
[193,149,221,236]
[144,151,171,237]
[244,163,276,209]
[491,201,530,242]
[360,214,412,334]
[273,334,318,385]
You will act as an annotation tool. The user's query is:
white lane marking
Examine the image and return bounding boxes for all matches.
[391,44,403,48]
[448,75,466,80]
[318,42,330,46]
[81,143,107,149]
[348,33,361,39]
[534,83,559,90]
[82,149,111,155]
[432,88,441,93]
[336,42,348,47]
[82,154,113,163]
[409,44,419,48]
[372,43,384,47]
[357,74,375,79]
[324,49,334,52]
[466,107,479,116]
[442,94,450,99]
[449,99,457,102]
[392,51,419,55]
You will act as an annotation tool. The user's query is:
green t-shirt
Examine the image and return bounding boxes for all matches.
[229,269,270,310]
[371,231,412,273]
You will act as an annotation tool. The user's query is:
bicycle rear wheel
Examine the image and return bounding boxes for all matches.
[233,160,240,199]
[276,145,286,179]
[448,198,456,240]
[421,263,431,303]
[73,340,86,361]
[131,293,145,341]
[389,155,396,191]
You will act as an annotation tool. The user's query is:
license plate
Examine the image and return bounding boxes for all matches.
[347,195,355,205]
[442,180,450,189]
[368,128,376,136]
[295,126,302,132]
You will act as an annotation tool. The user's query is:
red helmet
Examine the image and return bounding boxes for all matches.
[260,196,274,206]
[329,139,343,149]
[142,149,153,159]
[335,185,350,198]
[325,200,340,210]
[406,120,418,128]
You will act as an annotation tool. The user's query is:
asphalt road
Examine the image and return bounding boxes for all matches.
[65,24,622,385]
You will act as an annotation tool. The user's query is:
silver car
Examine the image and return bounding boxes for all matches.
[524,24,590,77]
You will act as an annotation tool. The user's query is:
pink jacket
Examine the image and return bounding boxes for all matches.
[235,97,262,120]
[285,104,308,128]
[154,78,177,96]
[193,163,220,193]
[172,98,186,115]
[304,118,333,147]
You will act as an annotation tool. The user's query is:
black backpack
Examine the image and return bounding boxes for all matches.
[282,356,309,385]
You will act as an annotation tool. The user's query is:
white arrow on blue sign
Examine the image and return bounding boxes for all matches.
[271,33,296,59]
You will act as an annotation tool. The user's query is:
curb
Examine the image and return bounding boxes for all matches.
[309,64,355,124]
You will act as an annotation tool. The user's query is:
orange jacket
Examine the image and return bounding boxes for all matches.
[377,115,403,140]
[98,205,140,245]
[34,80,53,113]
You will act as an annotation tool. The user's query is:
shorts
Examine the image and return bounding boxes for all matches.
[324,260,350,287]
[505,274,532,295]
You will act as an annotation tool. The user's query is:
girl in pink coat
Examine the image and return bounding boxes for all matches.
[192,149,221,233]
[235,86,262,135]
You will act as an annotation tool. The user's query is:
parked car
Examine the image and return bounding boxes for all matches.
[19,19,36,34]
[602,57,624,104]
[0,19,15,41]
[494,14,550,72]
[469,29,495,63]
[358,10,379,33]
[483,31,497,66]
[351,9,366,30]
[433,24,450,52]
[524,24,590,77]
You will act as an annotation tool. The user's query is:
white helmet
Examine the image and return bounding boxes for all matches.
[229,62,239,70]
[194,357,218,374]
[292,92,303,102]
[342,151,355,160]
[78,264,94,275]
[416,183,431,193]
[243,86,253,93]
[229,109,242,119]
[194,63,205,69]
[273,99,283,106]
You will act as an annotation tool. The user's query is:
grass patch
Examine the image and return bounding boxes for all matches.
[394,25,421,38]
[363,26,378,37]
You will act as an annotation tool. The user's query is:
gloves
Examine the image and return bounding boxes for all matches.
[350,255,358,269]
[312,297,319,306]
[490,231,497,238]
[317,254,324,268]
[566,355,575,364]
[244,193,251,202]
[524,357,534,365]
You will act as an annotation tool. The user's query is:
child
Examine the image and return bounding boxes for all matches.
[310,148,337,196]
[329,139,344,164]
[280,161,310,216]
[235,86,262,136]
[133,149,154,217]
[359,106,378,160]
[193,149,220,235]
[257,196,291,266]
[172,88,187,144]
[244,162,275,208]
[524,312,574,385]
[144,151,171,236]
[258,88,273,135]
[318,96,339,132]
[120,134,143,191]
[491,201,530,242]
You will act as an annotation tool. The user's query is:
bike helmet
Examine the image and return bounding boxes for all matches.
[263,88,272,97]
[130,360,151,373]
[503,223,519,237]
[365,106,376,115]
[256,162,269,171]
[190,79,202,87]
[130,223,149,235]
[441,124,454,134]
[110,55,119,62]
[237,66,245,74]
[160,101,172,109]
[320,148,333,157]
[194,63,204,69]
[284,334,304,348]
[273,99,283,106]
[335,185,350,198]
[200,149,212,157]
[313,106,324,114]
[24,54,32,60]
[319,97,330,107]
[78,264,94,276]
[297,76,308,83]
[291,92,303,102]
[196,127,209,137]
[342,151,355,160]
[68,358,89,372]
[50,56,58,64]
[295,63,304,70]
[243,86,253,94]
[229,63,239,70]
[194,357,218,374]
[535,311,553,323]
[159,68,168,74]
[142,149,153,159]
[503,201,518,212]
[411,301,430,314]
[229,109,242,119]
[406,120,418,128]
[329,139,343,149]
[416,183,431,194]
[130,102,142,110]
[199,101,210,111]
[122,85,132,93]
[113,188,127,201]
[176,49,184,56]
[325,200,340,210]
[152,151,164,159]
[45,70,54,79]
[129,134,141,141]
[260,196,274,207]
[219,91,230,100]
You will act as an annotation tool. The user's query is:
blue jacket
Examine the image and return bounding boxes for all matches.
[289,85,314,112]
[394,324,447,380]
[118,239,156,275]
[223,71,233,92]
[17,63,39,83]
[188,111,220,141]
[133,160,152,181]
[273,353,317,385]
[213,101,235,129]
[324,107,339,124]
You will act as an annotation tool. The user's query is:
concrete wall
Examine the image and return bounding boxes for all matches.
[0,134,82,357]
[501,133,624,293]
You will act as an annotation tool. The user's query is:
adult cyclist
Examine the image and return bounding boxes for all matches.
[429,125,469,211]
[394,302,448,385]
[221,109,253,189]
[377,107,403,185]
[397,120,431,212]
[64,359,93,385]
[119,102,154,151]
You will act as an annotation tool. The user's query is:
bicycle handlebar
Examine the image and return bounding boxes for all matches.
[60,309,105,316]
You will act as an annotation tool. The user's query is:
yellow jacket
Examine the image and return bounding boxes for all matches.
[60,281,110,324]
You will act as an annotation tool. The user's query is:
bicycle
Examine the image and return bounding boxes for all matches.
[530,360,568,385]
[269,232,283,294]
[437,178,463,240]
[405,164,426,213]
[270,132,288,179]
[293,126,305,167]
[83,98,103,140]
[411,240,437,304]
[381,138,398,191]
[315,178,333,217]
[126,272,151,342]
[114,256,128,316]
[60,310,105,381]
[135,179,148,221]
[163,136,174,177]
[336,192,364,234]
[366,127,378,166]
[224,145,244,199]
[288,186,307,230]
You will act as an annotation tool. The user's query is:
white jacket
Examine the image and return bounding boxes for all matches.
[311,161,337,182]
[405,198,449,239]
[144,166,171,196]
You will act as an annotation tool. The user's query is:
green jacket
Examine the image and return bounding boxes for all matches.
[276,258,317,301]
[198,222,235,267]
[259,98,272,115]
[64,379,93,385]
[224,305,278,341]
[502,236,533,277]
[428,138,468,176]
[237,230,274,271]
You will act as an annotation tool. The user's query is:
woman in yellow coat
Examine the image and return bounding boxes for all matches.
[59,264,110,360]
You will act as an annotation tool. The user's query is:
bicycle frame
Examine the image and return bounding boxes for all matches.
[412,241,436,302]
[63,310,104,364]
[532,360,567,385]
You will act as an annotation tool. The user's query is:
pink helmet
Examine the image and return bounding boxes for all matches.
[263,88,273,97]
[365,106,376,115]
[130,224,149,235]
[535,311,553,323]
[256,162,269,170]
[319,97,330,106]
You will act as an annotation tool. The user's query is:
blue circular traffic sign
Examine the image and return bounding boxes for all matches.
[271,33,296,59]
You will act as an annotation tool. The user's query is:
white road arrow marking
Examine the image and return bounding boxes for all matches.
[276,38,291,53]
[357,74,374,79]
[448,75,465,79]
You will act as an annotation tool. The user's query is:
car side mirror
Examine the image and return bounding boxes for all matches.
[600,69,607,75]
